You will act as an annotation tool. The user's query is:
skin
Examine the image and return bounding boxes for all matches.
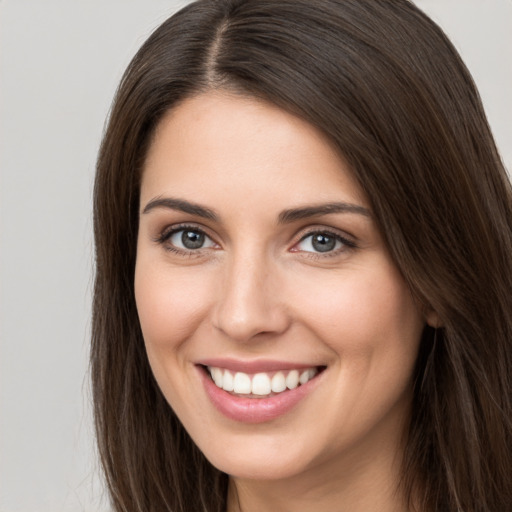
[135,92,430,512]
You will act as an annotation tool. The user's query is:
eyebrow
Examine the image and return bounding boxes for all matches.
[142,197,371,223]
[142,197,219,220]
[278,202,371,223]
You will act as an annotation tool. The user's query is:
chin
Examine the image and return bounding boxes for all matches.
[193,428,320,481]
[209,452,308,481]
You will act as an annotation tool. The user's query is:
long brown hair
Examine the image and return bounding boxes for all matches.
[92,1,512,510]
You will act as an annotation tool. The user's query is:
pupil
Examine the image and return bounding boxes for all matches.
[312,233,335,252]
[182,230,204,249]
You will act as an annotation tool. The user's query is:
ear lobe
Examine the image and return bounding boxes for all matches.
[425,309,441,328]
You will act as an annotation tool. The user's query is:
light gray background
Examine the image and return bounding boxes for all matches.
[0,1,510,511]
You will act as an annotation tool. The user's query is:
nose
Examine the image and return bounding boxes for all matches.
[212,250,290,343]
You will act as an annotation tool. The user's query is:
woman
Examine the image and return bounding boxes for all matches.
[92,1,512,511]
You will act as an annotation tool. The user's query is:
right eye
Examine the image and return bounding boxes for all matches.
[166,228,217,251]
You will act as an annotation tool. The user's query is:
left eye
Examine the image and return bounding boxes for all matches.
[168,229,216,250]
[295,232,345,253]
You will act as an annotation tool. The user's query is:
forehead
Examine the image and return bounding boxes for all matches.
[140,92,367,212]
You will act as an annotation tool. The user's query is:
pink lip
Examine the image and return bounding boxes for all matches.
[196,357,318,373]
[197,364,324,424]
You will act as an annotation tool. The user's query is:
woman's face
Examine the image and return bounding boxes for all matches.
[135,92,426,482]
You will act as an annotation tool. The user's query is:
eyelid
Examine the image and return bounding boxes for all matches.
[156,222,210,239]
[296,224,356,242]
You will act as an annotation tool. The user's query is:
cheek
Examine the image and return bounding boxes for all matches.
[134,259,214,355]
[287,262,424,445]
[134,256,219,419]
[289,261,424,357]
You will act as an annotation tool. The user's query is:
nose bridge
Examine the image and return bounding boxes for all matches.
[213,244,288,342]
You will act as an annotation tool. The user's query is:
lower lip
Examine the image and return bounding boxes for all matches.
[198,366,323,424]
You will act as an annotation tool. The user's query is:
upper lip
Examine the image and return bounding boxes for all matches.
[196,357,324,373]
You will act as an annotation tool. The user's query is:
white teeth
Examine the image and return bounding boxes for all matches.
[271,371,286,393]
[285,369,299,389]
[233,372,252,394]
[222,370,234,392]
[252,373,272,395]
[299,370,310,385]
[211,367,223,388]
[208,366,320,397]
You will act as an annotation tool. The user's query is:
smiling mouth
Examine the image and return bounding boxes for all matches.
[203,365,326,398]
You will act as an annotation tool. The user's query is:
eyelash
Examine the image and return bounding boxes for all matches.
[154,224,357,258]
